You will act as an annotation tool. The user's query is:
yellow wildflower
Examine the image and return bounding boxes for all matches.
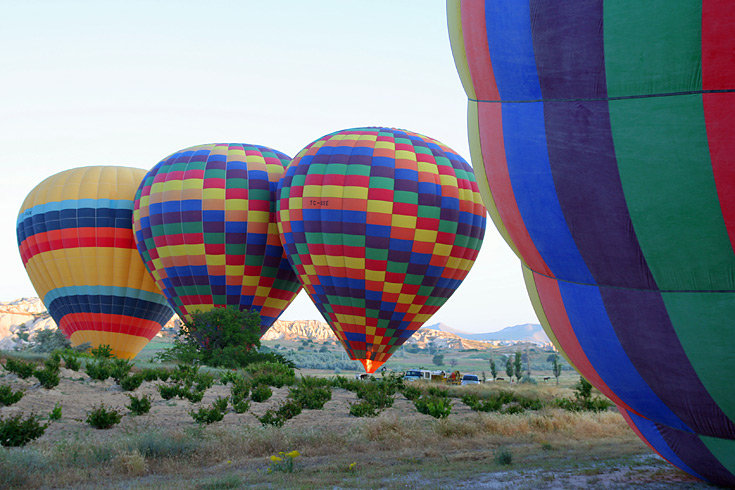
[270,455,283,462]
[286,450,301,459]
[349,462,356,471]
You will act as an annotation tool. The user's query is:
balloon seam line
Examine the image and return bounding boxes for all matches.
[469,88,735,104]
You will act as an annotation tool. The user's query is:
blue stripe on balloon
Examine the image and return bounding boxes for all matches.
[502,102,595,284]
[557,280,691,432]
[44,286,170,308]
[625,411,704,480]
[484,0,542,101]
[46,294,172,323]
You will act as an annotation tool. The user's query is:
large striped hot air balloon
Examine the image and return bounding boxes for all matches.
[448,1,735,485]
[16,166,173,359]
[277,127,486,373]
[132,143,301,334]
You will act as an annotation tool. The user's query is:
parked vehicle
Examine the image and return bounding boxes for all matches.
[461,374,480,385]
[404,369,433,381]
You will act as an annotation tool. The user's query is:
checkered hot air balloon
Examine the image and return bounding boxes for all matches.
[448,1,735,485]
[132,143,301,334]
[277,127,487,373]
[16,166,174,359]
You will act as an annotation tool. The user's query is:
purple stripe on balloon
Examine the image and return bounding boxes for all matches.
[602,288,735,438]
[656,423,735,487]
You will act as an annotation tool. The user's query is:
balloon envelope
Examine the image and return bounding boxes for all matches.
[277,127,486,372]
[133,143,301,334]
[16,166,173,359]
[448,0,735,485]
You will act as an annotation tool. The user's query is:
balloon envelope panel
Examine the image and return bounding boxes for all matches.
[448,0,735,484]
[132,143,301,334]
[277,127,486,372]
[16,166,173,359]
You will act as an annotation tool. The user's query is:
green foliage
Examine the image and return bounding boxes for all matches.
[0,413,48,446]
[86,404,122,429]
[505,356,514,380]
[494,447,513,466]
[267,450,300,474]
[462,390,545,414]
[432,353,444,366]
[288,384,331,410]
[157,384,180,400]
[48,402,62,421]
[551,353,562,384]
[514,351,523,382]
[348,400,379,417]
[213,396,229,412]
[4,358,37,379]
[26,329,70,353]
[245,361,295,388]
[119,373,145,391]
[250,384,273,403]
[85,359,112,381]
[400,384,421,401]
[414,394,452,419]
[110,358,134,383]
[33,367,60,389]
[91,344,114,359]
[258,400,302,427]
[489,357,497,380]
[60,350,81,371]
[220,370,241,385]
[0,384,23,406]
[190,405,224,425]
[43,352,61,372]
[229,376,250,408]
[232,398,250,414]
[554,376,613,412]
[167,307,264,368]
[141,368,165,382]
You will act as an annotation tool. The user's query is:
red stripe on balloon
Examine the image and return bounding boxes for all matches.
[19,227,136,264]
[460,1,499,100]
[477,103,553,277]
[531,271,630,411]
[59,313,162,339]
[703,1,735,253]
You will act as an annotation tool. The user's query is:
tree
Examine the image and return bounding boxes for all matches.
[489,357,498,381]
[514,351,523,383]
[505,356,514,382]
[432,354,444,366]
[551,353,562,385]
[449,358,458,368]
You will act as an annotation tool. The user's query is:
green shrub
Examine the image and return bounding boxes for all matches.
[128,430,200,458]
[213,396,229,412]
[90,344,114,358]
[27,329,70,353]
[401,385,422,401]
[33,368,60,389]
[158,384,180,400]
[554,377,613,412]
[289,385,331,409]
[85,359,112,381]
[356,383,394,409]
[258,400,302,427]
[48,402,62,421]
[43,352,61,373]
[0,385,23,406]
[230,377,250,402]
[182,388,204,403]
[0,413,48,446]
[190,406,224,425]
[86,404,122,429]
[220,370,242,385]
[414,395,452,419]
[110,358,134,383]
[140,368,162,382]
[4,358,36,379]
[245,361,295,388]
[494,447,513,465]
[119,373,145,391]
[348,400,379,417]
[127,394,152,415]
[61,350,81,371]
[251,384,273,403]
[232,398,250,414]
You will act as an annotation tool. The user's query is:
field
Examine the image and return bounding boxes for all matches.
[0,342,716,489]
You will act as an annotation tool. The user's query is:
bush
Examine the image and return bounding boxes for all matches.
[4,358,36,379]
[110,358,134,383]
[401,385,422,401]
[61,350,81,371]
[348,400,379,417]
[289,385,331,410]
[414,395,452,419]
[86,404,122,429]
[245,361,295,388]
[48,402,62,421]
[157,384,180,400]
[258,400,302,427]
[230,377,250,402]
[190,406,224,425]
[91,344,114,358]
[494,447,513,466]
[127,394,152,416]
[251,384,273,403]
[27,329,70,353]
[120,373,145,391]
[33,368,60,389]
[85,359,112,381]
[0,385,23,406]
[0,413,48,446]
[43,352,61,373]
[232,398,250,414]
[554,377,613,412]
[213,396,229,412]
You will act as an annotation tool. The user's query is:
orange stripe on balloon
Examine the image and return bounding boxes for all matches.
[59,312,162,340]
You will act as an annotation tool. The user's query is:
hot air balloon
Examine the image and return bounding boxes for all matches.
[16,166,174,359]
[132,143,301,334]
[448,1,735,485]
[277,127,486,373]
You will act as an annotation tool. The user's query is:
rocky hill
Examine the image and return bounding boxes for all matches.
[425,322,550,345]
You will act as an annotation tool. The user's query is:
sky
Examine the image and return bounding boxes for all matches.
[0,0,538,333]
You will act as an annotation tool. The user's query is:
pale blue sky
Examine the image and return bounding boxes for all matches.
[1,0,537,332]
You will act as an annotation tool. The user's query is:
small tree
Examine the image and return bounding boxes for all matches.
[489,357,498,381]
[551,353,562,385]
[505,356,514,382]
[432,354,444,367]
[514,351,523,383]
[449,359,458,368]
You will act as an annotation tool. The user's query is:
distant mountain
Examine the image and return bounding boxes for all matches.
[424,322,550,344]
